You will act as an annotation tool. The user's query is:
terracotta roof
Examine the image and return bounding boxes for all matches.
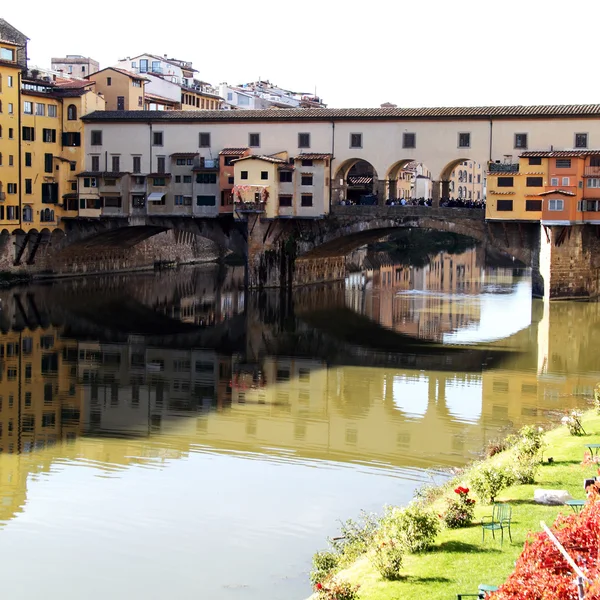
[62,193,78,199]
[219,147,249,155]
[538,189,576,196]
[348,176,373,185]
[83,104,600,123]
[170,152,199,158]
[487,171,520,176]
[520,150,600,157]
[489,191,516,195]
[232,155,288,164]
[54,78,95,89]
[294,153,332,160]
[88,67,148,81]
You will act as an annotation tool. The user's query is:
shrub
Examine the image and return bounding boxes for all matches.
[513,456,540,484]
[370,535,403,580]
[310,551,340,585]
[486,438,509,458]
[314,580,360,600]
[508,425,545,462]
[561,411,585,436]
[379,503,440,553]
[442,486,476,528]
[329,511,378,566]
[469,464,515,504]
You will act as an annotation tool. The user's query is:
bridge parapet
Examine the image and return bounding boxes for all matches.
[331,205,486,221]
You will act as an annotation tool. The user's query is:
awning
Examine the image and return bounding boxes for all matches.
[147,193,165,202]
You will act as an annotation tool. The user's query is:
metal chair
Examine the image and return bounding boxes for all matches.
[481,502,512,546]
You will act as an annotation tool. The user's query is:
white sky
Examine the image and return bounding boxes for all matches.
[4,0,600,108]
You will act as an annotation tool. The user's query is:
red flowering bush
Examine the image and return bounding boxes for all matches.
[491,497,600,599]
[314,580,360,600]
[370,535,403,580]
[442,486,476,529]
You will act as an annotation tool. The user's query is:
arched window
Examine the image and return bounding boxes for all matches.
[67,104,77,120]
[458,186,463,198]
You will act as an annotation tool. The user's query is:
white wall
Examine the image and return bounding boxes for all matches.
[144,74,180,102]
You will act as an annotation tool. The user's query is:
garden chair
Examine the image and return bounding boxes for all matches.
[456,583,499,599]
[481,503,512,546]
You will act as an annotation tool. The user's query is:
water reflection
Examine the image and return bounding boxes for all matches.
[0,257,596,600]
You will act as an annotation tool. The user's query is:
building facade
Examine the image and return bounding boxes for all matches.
[50,55,99,79]
[87,67,146,111]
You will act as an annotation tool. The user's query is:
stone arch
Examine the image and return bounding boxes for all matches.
[385,160,435,203]
[332,158,380,205]
[439,158,485,204]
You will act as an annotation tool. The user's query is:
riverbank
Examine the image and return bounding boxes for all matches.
[310,409,600,600]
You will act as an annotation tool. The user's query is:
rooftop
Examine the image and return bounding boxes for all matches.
[83,104,600,123]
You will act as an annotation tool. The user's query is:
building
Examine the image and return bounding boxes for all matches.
[87,67,146,111]
[449,160,485,201]
[115,54,222,110]
[50,55,99,79]
[0,18,28,69]
[220,80,325,110]
[1,21,105,234]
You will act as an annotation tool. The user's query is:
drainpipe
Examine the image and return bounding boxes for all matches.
[329,120,335,212]
[149,121,153,171]
[488,117,493,163]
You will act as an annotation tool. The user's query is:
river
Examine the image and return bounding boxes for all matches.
[0,245,597,600]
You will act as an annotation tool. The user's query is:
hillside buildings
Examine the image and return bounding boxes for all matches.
[51,55,99,78]
[219,80,326,110]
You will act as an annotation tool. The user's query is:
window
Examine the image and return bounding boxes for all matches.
[153,177,166,186]
[139,59,148,72]
[107,76,112,86]
[157,156,166,173]
[588,178,600,188]
[298,132,310,148]
[301,174,313,186]
[62,132,81,146]
[25,179,32,194]
[83,177,97,188]
[91,130,102,145]
[497,200,513,211]
[228,176,234,185]
[526,200,542,211]
[279,195,293,207]
[43,128,56,143]
[402,132,416,148]
[585,200,600,211]
[514,133,528,149]
[528,156,542,165]
[111,155,120,172]
[103,197,122,208]
[260,171,268,180]
[35,103,45,116]
[301,159,313,167]
[548,199,564,211]
[175,175,181,182]
[91,155,100,171]
[25,152,32,167]
[42,182,58,203]
[556,159,571,168]
[138,96,143,107]
[22,126,35,141]
[526,176,543,187]
[0,47,14,61]
[301,194,313,207]
[8,128,12,139]
[183,175,192,183]
[562,177,570,186]
[153,131,163,146]
[199,132,210,147]
[7,103,12,114]
[7,75,12,87]
[176,158,186,166]
[458,132,471,148]
[196,173,217,184]
[279,170,293,183]
[23,101,33,114]
[7,183,17,194]
[196,195,216,206]
[249,133,260,147]
[132,156,141,173]
[497,177,514,187]
[550,177,559,186]
[8,155,13,166]
[350,133,362,148]
[241,171,248,180]
[67,104,77,120]
[575,133,588,148]
[44,153,53,173]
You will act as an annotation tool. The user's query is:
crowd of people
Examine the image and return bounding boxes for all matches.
[338,197,486,209]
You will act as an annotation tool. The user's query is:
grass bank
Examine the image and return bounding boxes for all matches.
[312,410,600,600]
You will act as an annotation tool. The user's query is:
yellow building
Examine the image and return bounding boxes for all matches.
[0,40,21,219]
[87,67,146,111]
[449,160,485,201]
[486,156,546,220]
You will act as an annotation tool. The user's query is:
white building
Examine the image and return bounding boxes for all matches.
[219,80,325,110]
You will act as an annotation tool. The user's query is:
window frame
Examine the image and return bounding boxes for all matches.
[548,199,565,211]
[458,132,471,148]
[248,133,260,148]
[298,132,311,148]
[514,133,528,149]
[349,133,363,149]
[199,132,211,147]
[575,133,588,149]
[402,132,416,149]
[153,131,164,146]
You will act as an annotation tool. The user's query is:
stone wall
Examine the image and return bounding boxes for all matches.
[545,225,600,299]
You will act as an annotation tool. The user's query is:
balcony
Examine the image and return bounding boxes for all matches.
[489,163,519,173]
[584,166,600,177]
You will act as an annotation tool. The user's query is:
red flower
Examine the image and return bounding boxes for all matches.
[316,583,323,590]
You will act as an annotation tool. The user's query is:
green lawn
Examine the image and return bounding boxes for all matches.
[326,411,600,600]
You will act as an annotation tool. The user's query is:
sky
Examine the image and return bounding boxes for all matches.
[4,0,600,109]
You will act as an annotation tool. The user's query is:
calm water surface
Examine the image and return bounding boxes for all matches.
[0,247,597,600]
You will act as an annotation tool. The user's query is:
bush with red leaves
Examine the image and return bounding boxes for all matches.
[491,495,600,600]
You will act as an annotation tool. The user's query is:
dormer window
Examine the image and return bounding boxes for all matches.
[0,48,14,61]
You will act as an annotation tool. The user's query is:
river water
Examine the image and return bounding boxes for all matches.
[0,246,597,600]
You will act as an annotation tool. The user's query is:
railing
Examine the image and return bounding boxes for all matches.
[584,166,600,177]
[234,201,266,213]
[489,163,519,173]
